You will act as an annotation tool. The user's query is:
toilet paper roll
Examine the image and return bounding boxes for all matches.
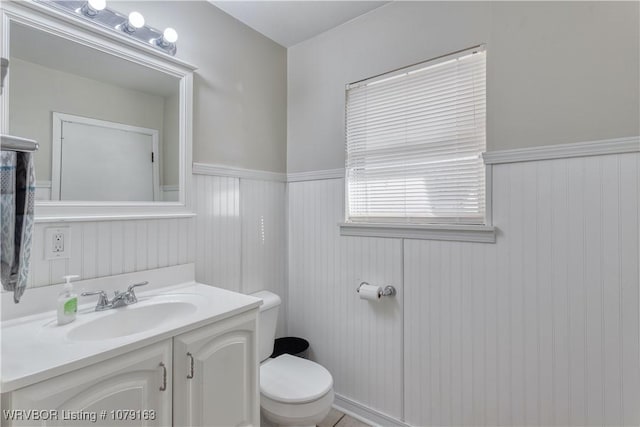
[359,284,382,301]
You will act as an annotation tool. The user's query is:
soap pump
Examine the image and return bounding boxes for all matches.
[57,275,79,325]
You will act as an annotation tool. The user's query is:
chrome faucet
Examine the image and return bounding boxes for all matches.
[81,281,149,311]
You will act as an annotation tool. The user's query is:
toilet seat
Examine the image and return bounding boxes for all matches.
[260,354,333,404]
[261,388,334,426]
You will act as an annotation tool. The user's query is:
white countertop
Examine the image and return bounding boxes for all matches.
[1,281,262,393]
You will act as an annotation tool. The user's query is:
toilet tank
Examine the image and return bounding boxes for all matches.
[251,290,281,362]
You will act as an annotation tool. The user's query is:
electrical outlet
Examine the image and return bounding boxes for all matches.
[53,232,64,252]
[45,227,70,260]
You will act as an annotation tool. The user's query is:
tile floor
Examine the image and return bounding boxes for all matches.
[317,408,370,427]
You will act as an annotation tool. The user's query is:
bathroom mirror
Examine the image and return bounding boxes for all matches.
[1,2,195,221]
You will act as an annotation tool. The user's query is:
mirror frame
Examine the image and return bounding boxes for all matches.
[1,1,196,222]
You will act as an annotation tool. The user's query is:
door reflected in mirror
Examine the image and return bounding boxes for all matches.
[8,21,180,202]
[53,113,161,201]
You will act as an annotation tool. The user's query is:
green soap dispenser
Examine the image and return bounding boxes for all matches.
[57,275,79,325]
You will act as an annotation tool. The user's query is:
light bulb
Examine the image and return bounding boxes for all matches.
[88,0,106,11]
[128,11,145,29]
[80,0,105,17]
[163,27,178,44]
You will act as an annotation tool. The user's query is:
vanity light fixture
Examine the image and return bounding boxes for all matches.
[34,0,179,56]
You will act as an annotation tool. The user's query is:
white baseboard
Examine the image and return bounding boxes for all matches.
[333,394,410,427]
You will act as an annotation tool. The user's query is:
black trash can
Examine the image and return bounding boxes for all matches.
[270,337,309,359]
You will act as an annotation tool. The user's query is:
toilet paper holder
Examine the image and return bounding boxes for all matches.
[356,282,397,298]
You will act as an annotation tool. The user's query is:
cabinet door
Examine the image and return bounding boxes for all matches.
[3,340,172,427]
[173,310,259,427]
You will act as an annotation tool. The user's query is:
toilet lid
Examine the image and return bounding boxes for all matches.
[260,354,333,404]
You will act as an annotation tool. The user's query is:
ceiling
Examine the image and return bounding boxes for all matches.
[209,1,389,47]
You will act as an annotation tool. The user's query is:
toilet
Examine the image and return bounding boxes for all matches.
[252,291,334,427]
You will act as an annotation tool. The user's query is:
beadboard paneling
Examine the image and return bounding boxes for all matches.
[24,172,284,316]
[288,153,639,426]
[193,174,241,291]
[240,179,287,335]
[193,174,288,332]
[28,217,194,288]
[403,153,639,426]
[288,178,404,419]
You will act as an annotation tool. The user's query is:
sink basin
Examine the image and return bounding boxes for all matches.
[66,299,197,341]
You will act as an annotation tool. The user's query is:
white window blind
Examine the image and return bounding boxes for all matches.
[345,46,486,225]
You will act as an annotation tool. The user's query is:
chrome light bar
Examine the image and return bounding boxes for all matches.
[34,0,178,56]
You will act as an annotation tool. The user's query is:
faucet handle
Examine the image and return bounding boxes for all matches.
[127,281,149,293]
[125,281,148,304]
[81,290,110,310]
[81,289,107,299]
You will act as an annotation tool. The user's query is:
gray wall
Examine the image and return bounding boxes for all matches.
[119,1,288,174]
[287,1,640,173]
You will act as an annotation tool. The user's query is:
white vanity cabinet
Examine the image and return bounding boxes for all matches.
[173,309,259,427]
[1,340,173,427]
[1,308,259,427]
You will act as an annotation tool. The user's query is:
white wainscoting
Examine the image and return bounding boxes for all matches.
[193,173,287,334]
[28,217,194,289]
[404,154,640,426]
[288,152,640,426]
[25,171,286,321]
[288,178,404,419]
[193,174,242,291]
[241,179,287,335]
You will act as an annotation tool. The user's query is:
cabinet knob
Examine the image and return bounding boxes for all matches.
[187,352,194,379]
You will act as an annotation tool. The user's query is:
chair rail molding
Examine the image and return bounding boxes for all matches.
[287,168,345,182]
[192,163,286,182]
[483,136,640,165]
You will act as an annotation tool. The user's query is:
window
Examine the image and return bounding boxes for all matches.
[344,46,487,233]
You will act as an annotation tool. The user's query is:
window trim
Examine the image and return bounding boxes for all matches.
[339,222,496,243]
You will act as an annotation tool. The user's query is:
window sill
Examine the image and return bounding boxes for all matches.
[339,222,496,243]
